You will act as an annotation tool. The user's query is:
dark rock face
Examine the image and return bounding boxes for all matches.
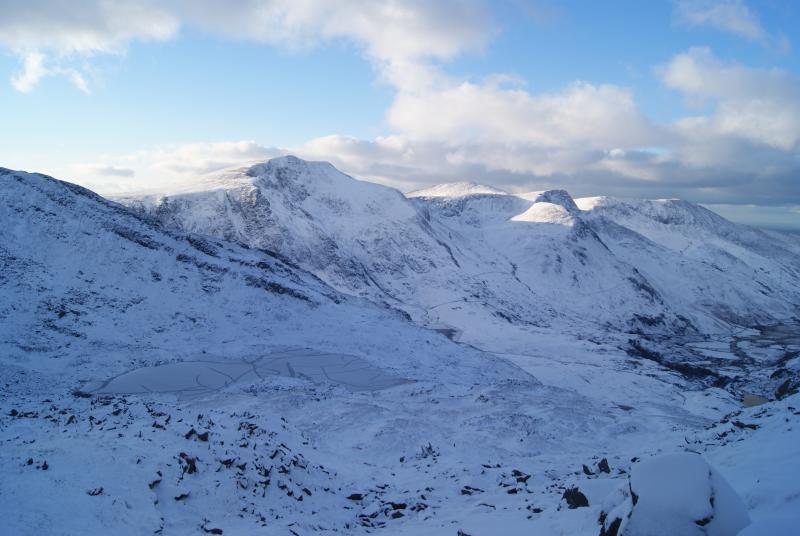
[562,487,589,509]
[460,486,483,495]
[598,458,611,474]
[599,516,622,536]
[776,378,799,400]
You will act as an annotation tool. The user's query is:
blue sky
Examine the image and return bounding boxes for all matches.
[0,33,389,156]
[1,1,798,228]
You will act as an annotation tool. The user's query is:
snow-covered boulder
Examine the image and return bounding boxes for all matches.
[599,453,750,536]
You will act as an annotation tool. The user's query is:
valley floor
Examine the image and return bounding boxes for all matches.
[2,323,798,535]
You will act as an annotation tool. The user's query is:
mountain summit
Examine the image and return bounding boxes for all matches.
[407,181,508,198]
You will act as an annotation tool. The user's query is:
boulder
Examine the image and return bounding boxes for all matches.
[563,487,589,509]
[598,453,750,535]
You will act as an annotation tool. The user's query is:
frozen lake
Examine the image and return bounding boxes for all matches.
[84,349,408,398]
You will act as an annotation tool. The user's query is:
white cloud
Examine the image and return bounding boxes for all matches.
[673,0,767,43]
[142,140,282,177]
[0,1,178,54]
[0,0,491,93]
[176,0,489,61]
[80,164,136,178]
[293,47,800,206]
[10,51,91,93]
[0,1,179,92]
[284,73,666,188]
[54,141,282,194]
[387,79,660,149]
[10,52,47,92]
[178,0,491,91]
[661,47,800,151]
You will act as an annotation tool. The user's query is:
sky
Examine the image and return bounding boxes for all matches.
[0,0,799,228]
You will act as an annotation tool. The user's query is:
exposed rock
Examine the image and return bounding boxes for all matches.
[598,458,611,474]
[562,487,589,509]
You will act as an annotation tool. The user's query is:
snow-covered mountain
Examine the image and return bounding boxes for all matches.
[3,161,799,534]
[120,157,460,308]
[120,156,799,344]
[0,165,528,533]
[1,166,510,382]
[577,196,800,329]
[408,181,508,198]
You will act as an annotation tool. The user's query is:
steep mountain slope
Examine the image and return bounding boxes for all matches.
[1,166,533,388]
[577,196,800,330]
[1,166,558,533]
[120,157,688,345]
[409,188,687,348]
[120,157,455,304]
[120,156,799,348]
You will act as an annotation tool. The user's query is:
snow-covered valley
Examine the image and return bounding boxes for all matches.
[2,159,799,535]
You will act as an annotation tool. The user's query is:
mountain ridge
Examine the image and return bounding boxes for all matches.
[116,156,800,340]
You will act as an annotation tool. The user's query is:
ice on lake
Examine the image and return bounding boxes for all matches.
[85,349,408,398]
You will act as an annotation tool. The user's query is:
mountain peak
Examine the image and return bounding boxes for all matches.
[517,189,579,213]
[407,182,508,199]
[575,196,730,229]
[246,155,338,178]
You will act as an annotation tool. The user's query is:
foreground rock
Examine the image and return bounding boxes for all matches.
[599,453,749,536]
